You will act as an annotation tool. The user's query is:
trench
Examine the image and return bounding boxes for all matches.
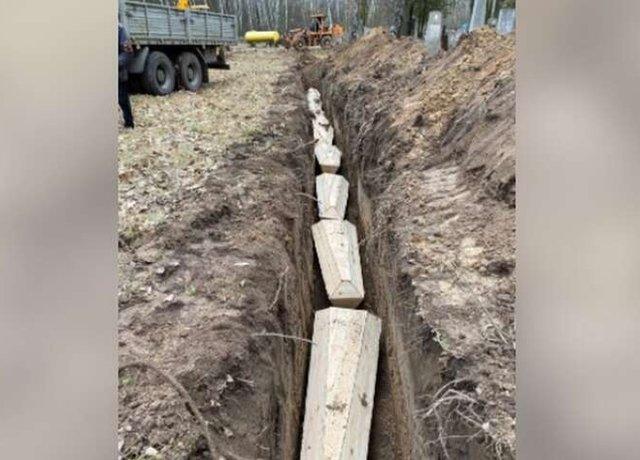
[276,58,480,460]
[282,72,446,459]
[119,44,506,460]
[193,58,492,460]
[118,48,499,459]
[325,99,442,460]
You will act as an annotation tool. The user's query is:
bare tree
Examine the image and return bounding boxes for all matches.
[215,0,493,36]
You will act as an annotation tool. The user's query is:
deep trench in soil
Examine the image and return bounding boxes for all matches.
[327,104,439,460]
[119,40,512,460]
[287,78,445,460]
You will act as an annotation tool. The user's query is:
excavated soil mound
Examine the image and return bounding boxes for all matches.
[304,27,515,458]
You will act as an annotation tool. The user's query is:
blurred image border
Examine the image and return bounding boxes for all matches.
[1,0,640,458]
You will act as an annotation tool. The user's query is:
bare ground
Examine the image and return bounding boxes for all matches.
[118,47,319,459]
[118,29,516,460]
[304,28,515,458]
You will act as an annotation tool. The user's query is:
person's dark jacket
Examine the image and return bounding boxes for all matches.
[119,23,133,82]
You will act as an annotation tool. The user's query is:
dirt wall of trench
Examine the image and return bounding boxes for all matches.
[302,27,515,459]
[118,60,320,460]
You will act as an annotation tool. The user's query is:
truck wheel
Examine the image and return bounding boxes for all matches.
[320,36,333,48]
[142,51,176,96]
[178,52,203,92]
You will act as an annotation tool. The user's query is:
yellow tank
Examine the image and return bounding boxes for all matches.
[244,30,281,45]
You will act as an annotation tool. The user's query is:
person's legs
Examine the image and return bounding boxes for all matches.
[118,81,134,128]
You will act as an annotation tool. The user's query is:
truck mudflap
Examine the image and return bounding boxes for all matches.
[203,47,230,70]
[128,46,149,74]
[208,62,230,70]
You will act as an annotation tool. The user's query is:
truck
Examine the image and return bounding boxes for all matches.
[118,0,238,95]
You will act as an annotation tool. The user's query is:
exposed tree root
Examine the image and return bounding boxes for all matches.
[118,360,252,460]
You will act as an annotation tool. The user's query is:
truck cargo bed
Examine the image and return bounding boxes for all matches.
[122,0,237,46]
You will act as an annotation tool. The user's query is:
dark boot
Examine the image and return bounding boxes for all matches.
[118,81,135,128]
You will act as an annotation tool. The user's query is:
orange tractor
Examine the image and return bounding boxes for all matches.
[284,13,344,49]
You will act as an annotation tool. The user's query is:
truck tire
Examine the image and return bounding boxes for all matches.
[320,36,333,48]
[142,51,176,95]
[178,52,204,91]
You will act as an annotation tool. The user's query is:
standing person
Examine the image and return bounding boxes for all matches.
[311,16,320,32]
[118,22,135,129]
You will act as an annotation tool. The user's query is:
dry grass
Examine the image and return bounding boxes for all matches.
[118,47,291,250]
[117,48,294,307]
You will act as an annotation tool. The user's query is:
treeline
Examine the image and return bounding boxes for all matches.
[208,0,399,34]
[199,0,515,35]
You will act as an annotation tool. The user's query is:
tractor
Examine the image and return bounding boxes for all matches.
[284,13,344,49]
